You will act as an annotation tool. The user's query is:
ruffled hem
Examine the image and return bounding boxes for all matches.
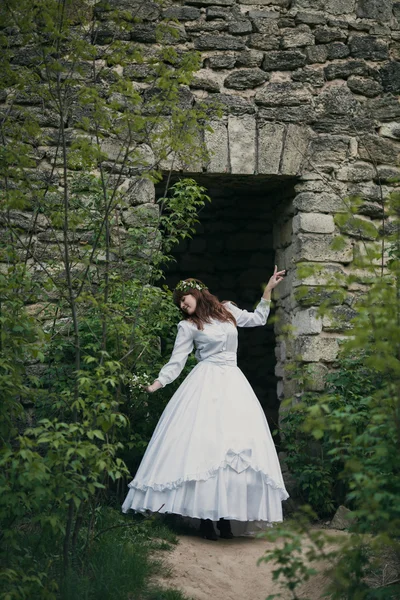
[127,461,289,502]
[122,465,287,522]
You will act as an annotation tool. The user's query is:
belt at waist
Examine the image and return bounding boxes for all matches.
[201,352,237,367]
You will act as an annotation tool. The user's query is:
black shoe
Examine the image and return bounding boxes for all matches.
[200,519,218,541]
[217,518,234,539]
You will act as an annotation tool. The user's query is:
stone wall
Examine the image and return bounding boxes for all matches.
[2,0,400,409]
[152,0,400,403]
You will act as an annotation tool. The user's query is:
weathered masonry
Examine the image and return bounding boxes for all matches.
[146,0,400,407]
[3,0,400,415]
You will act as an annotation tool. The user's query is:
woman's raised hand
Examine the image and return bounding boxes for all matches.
[266,265,286,290]
[262,266,285,301]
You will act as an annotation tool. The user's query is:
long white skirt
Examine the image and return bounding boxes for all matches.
[122,360,289,524]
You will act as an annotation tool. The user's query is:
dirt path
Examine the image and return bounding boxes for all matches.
[155,533,333,600]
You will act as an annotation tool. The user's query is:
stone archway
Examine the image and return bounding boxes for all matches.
[157,173,297,431]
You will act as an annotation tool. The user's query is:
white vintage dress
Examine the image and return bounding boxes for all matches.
[122,298,289,524]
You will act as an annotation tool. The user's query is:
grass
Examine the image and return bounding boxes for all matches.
[0,506,193,600]
[59,507,193,600]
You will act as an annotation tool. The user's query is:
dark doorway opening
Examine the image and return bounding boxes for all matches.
[157,173,296,431]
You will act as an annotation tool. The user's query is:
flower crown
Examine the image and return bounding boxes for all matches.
[175,280,208,293]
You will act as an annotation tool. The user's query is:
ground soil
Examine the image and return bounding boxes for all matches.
[154,532,335,600]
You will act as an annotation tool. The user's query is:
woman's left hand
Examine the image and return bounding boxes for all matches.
[265,266,286,291]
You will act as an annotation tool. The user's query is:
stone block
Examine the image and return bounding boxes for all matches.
[118,177,155,206]
[357,201,384,219]
[292,66,325,88]
[194,34,246,51]
[205,120,229,173]
[293,213,335,234]
[235,50,264,68]
[295,233,353,263]
[336,162,376,182]
[323,305,357,331]
[122,203,159,228]
[281,25,315,48]
[255,82,311,106]
[274,269,296,300]
[294,335,339,362]
[354,240,387,269]
[224,69,268,90]
[366,97,400,122]
[207,55,236,70]
[187,21,226,33]
[348,181,388,202]
[206,6,232,19]
[304,362,328,391]
[295,262,347,287]
[337,214,379,241]
[277,377,299,401]
[248,10,280,19]
[358,134,399,164]
[0,210,47,232]
[276,244,295,270]
[295,285,350,307]
[329,505,356,530]
[305,45,328,63]
[324,60,372,82]
[293,0,355,12]
[356,0,393,21]
[326,41,350,59]
[191,74,220,93]
[308,135,350,164]
[379,61,400,94]
[280,124,311,175]
[347,75,382,97]
[316,85,359,118]
[187,0,234,5]
[262,50,307,70]
[278,18,297,27]
[205,94,255,115]
[239,0,290,4]
[163,6,201,20]
[295,178,346,194]
[295,12,326,25]
[314,26,347,43]
[349,35,389,60]
[292,308,323,335]
[228,20,253,34]
[252,20,279,36]
[325,0,356,13]
[273,219,293,249]
[258,105,316,124]
[228,115,256,174]
[257,122,285,175]
[248,33,280,51]
[376,165,400,183]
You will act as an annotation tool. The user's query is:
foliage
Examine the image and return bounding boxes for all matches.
[260,511,400,600]
[279,355,384,517]
[263,187,400,597]
[0,0,213,597]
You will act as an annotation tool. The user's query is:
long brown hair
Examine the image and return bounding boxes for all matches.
[173,278,236,330]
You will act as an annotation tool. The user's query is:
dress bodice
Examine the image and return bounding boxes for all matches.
[156,298,270,387]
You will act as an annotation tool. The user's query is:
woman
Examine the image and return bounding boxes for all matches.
[122,267,289,540]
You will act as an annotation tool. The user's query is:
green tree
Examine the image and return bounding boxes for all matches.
[0,0,212,596]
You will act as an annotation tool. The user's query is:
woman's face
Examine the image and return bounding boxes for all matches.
[179,294,197,316]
